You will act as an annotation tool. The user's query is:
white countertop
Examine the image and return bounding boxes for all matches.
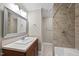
[55,47,79,56]
[2,37,37,52]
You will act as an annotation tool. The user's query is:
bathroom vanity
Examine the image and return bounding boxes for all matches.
[2,37,38,56]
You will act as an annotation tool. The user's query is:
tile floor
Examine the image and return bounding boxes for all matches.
[38,42,53,56]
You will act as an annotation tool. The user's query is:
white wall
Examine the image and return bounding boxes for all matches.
[28,9,42,50]
[0,6,2,55]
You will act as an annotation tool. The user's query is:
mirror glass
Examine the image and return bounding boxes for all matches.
[7,12,17,34]
[4,8,28,38]
[0,11,1,37]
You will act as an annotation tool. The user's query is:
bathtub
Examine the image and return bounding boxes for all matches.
[54,47,79,56]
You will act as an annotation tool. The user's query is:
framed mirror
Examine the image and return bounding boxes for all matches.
[3,7,28,38]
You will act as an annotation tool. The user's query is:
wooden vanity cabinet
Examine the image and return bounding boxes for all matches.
[2,39,38,56]
[26,39,38,56]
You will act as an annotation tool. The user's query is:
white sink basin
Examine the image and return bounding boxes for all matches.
[2,37,37,52]
[15,37,33,45]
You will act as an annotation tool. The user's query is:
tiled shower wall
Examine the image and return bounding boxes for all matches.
[53,3,75,48]
[75,4,79,49]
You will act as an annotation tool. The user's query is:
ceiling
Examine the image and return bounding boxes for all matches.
[16,3,53,18]
[17,3,53,11]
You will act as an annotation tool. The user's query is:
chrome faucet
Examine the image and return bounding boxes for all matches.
[21,36,26,40]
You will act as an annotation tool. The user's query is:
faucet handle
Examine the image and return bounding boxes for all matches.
[21,36,25,40]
